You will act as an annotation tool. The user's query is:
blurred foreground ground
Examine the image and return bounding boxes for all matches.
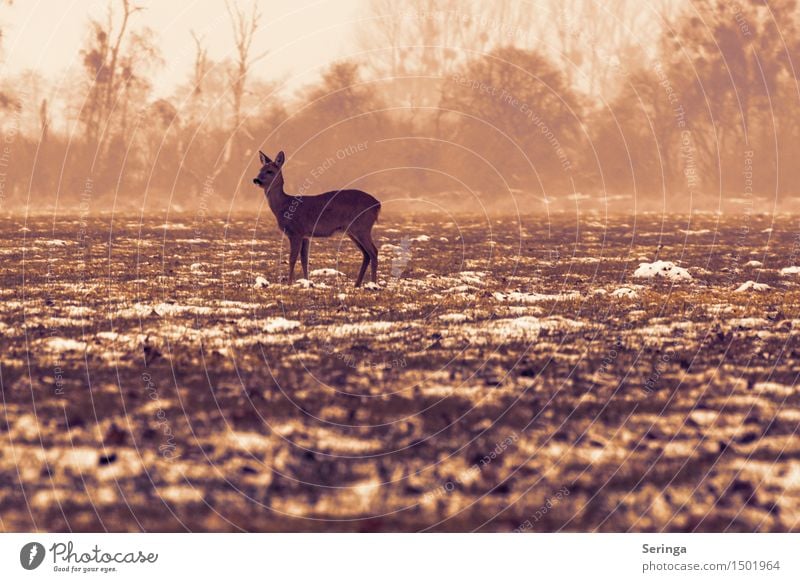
[0,212,799,531]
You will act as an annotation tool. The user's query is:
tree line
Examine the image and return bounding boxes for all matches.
[1,0,798,213]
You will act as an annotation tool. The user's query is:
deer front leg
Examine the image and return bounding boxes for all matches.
[300,238,310,280]
[288,236,302,284]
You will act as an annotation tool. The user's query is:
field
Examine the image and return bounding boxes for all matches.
[1,211,799,532]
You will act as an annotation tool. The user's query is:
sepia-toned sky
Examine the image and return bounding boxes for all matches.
[1,0,363,96]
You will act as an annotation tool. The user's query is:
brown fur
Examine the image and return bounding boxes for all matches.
[253,150,381,287]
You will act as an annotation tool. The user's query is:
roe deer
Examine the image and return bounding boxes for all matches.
[252,150,381,287]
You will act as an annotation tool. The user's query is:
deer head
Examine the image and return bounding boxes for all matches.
[252,150,285,190]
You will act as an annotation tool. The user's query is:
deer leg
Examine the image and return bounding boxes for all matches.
[300,238,310,280]
[288,236,302,284]
[348,234,370,288]
[364,233,379,283]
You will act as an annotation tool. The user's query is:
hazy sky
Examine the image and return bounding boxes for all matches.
[1,0,363,97]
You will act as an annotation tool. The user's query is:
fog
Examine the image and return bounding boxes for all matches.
[1,0,798,215]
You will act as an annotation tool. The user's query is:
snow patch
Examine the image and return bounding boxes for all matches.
[42,337,87,352]
[493,290,580,303]
[780,266,800,275]
[254,276,270,289]
[612,287,638,298]
[735,280,770,292]
[458,271,487,286]
[310,268,345,277]
[325,321,403,338]
[454,316,584,343]
[633,260,692,281]
[260,318,301,333]
[438,313,469,322]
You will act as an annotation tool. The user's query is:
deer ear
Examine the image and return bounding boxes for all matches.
[275,151,285,166]
[259,150,270,165]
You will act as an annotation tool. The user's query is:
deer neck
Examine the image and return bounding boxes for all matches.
[265,175,289,214]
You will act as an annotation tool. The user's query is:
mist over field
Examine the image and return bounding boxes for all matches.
[2,0,800,534]
[1,0,799,214]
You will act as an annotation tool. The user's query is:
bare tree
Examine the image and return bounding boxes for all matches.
[542,0,672,99]
[189,30,210,98]
[225,0,267,133]
[79,0,160,163]
[0,0,16,108]
[356,0,509,111]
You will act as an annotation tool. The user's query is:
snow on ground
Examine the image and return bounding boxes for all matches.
[493,290,580,303]
[259,318,301,333]
[612,287,639,298]
[780,266,800,275]
[310,268,345,277]
[570,257,601,264]
[65,305,94,317]
[322,321,408,339]
[7,214,800,534]
[458,271,488,286]
[633,260,692,281]
[438,313,469,322]
[745,260,763,267]
[444,284,473,294]
[254,276,270,289]
[735,281,771,292]
[40,337,88,352]
[116,302,253,319]
[450,316,585,344]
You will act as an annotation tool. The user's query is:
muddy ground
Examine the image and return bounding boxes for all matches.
[1,211,799,531]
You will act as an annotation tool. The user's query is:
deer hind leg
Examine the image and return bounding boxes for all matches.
[348,234,370,288]
[363,231,379,283]
[288,236,302,284]
[300,238,310,280]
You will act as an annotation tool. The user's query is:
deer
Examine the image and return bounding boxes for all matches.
[252,150,381,287]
